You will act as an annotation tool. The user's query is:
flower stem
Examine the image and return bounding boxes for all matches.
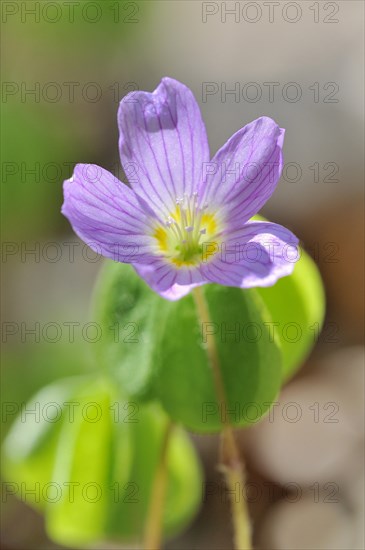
[192,287,252,550]
[143,420,174,550]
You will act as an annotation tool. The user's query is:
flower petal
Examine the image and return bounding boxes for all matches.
[133,258,206,299]
[62,164,156,263]
[203,117,284,225]
[133,263,204,301]
[200,221,299,288]
[118,77,210,218]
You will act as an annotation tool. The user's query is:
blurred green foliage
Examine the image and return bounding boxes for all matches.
[94,262,283,432]
[2,245,325,545]
[1,0,147,240]
[2,376,202,547]
[92,254,324,432]
[257,249,325,381]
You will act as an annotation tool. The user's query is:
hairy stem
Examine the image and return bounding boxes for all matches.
[143,420,174,550]
[193,286,252,550]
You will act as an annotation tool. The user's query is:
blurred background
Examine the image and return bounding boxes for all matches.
[1,1,364,548]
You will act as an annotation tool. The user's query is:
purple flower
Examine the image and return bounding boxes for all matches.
[62,77,299,301]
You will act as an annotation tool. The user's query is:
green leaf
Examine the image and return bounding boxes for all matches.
[94,262,283,433]
[45,379,119,545]
[2,377,202,547]
[105,403,202,541]
[256,248,325,381]
[47,393,202,546]
[93,261,168,400]
[154,285,282,433]
[2,377,85,511]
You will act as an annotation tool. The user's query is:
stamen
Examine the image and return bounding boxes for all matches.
[159,192,216,265]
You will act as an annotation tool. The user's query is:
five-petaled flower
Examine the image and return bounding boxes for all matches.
[62,77,299,300]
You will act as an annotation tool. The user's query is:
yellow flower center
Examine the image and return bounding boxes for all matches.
[153,193,219,267]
